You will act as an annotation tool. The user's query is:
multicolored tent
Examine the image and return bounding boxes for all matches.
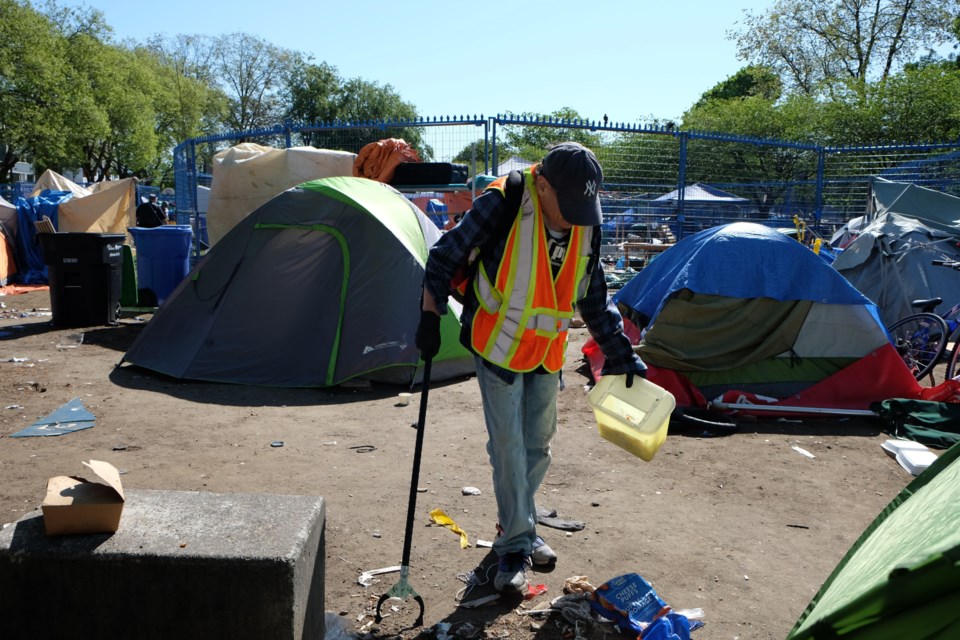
[584,223,958,413]
[123,177,474,387]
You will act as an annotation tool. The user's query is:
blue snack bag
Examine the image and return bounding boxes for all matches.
[589,573,672,635]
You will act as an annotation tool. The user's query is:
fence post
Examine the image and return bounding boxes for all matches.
[676,131,688,241]
[814,146,825,234]
[491,118,499,176]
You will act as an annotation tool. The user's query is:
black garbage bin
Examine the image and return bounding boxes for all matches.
[38,232,126,327]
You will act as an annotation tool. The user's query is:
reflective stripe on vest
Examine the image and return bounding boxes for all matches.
[471,168,593,373]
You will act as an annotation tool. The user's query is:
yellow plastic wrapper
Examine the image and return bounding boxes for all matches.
[429,508,470,549]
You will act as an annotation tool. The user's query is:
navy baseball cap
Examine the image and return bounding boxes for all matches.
[539,142,603,226]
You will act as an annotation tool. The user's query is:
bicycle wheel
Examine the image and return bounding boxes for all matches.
[886,313,949,381]
[945,341,960,381]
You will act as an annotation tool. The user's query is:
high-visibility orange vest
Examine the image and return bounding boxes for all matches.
[469,167,593,373]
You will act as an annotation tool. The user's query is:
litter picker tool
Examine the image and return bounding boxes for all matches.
[374,357,432,627]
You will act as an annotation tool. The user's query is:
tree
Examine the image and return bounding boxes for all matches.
[822,66,960,144]
[730,0,958,95]
[498,108,602,162]
[0,0,72,181]
[681,92,824,216]
[140,34,228,185]
[58,21,158,181]
[285,63,425,155]
[214,33,299,134]
[693,65,782,108]
[453,140,493,172]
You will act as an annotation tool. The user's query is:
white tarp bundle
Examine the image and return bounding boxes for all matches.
[205,144,356,246]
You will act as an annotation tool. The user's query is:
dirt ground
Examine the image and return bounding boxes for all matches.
[0,288,920,640]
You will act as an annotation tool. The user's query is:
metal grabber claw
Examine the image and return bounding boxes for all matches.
[374,565,425,627]
[374,357,433,628]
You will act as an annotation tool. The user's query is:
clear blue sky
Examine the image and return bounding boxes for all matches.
[62,0,776,124]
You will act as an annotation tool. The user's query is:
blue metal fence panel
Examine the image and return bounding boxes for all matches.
[168,115,960,260]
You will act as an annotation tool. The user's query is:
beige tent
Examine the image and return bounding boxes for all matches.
[205,144,356,246]
[29,170,136,234]
[0,195,16,236]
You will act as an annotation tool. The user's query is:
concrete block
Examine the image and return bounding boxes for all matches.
[0,489,325,640]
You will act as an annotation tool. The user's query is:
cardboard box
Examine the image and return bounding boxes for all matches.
[41,460,125,535]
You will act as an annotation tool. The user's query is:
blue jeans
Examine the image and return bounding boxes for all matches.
[474,357,558,557]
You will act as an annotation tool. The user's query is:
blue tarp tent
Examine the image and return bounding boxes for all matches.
[597,222,928,410]
[13,190,73,284]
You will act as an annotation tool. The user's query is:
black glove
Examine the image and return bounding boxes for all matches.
[415,311,441,360]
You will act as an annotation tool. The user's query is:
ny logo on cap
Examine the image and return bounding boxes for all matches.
[584,179,597,198]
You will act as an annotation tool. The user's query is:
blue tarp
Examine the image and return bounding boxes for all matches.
[13,190,72,284]
[613,222,875,324]
[10,397,96,437]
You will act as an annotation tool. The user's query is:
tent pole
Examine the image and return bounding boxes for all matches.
[708,401,877,417]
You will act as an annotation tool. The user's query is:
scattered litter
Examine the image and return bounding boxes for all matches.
[322,441,337,446]
[456,562,498,607]
[454,621,480,639]
[525,583,548,600]
[476,539,493,548]
[270,441,285,448]
[357,565,400,587]
[416,487,427,493]
[6,357,28,363]
[787,523,810,529]
[564,575,596,594]
[429,508,470,548]
[590,573,704,637]
[462,486,481,495]
[5,404,22,410]
[112,444,127,451]
[791,445,815,459]
[458,593,499,609]
[10,397,96,438]
[349,444,375,453]
[881,438,938,476]
[434,622,453,640]
[55,332,84,349]
[324,611,357,640]
[537,505,585,531]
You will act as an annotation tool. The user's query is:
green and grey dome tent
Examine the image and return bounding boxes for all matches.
[787,441,960,639]
[123,176,473,387]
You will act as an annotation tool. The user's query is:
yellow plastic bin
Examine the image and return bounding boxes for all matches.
[587,375,676,461]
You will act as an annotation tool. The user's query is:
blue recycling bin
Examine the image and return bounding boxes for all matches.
[129,225,193,306]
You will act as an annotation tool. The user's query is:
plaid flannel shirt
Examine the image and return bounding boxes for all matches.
[423,188,645,383]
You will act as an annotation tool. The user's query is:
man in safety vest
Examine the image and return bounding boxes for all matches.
[417,142,646,595]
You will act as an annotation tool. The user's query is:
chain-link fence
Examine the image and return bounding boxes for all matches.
[170,115,960,256]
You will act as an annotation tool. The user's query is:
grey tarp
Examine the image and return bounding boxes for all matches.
[832,212,960,327]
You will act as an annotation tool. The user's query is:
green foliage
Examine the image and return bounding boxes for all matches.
[214,33,299,133]
[730,0,957,95]
[498,108,602,162]
[0,0,72,180]
[822,67,960,144]
[452,140,492,173]
[694,66,782,108]
[285,63,425,156]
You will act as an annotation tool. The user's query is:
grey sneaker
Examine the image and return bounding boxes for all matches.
[494,552,531,594]
[531,535,557,566]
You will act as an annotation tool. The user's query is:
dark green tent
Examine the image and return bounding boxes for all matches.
[787,442,960,639]
[123,177,473,387]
